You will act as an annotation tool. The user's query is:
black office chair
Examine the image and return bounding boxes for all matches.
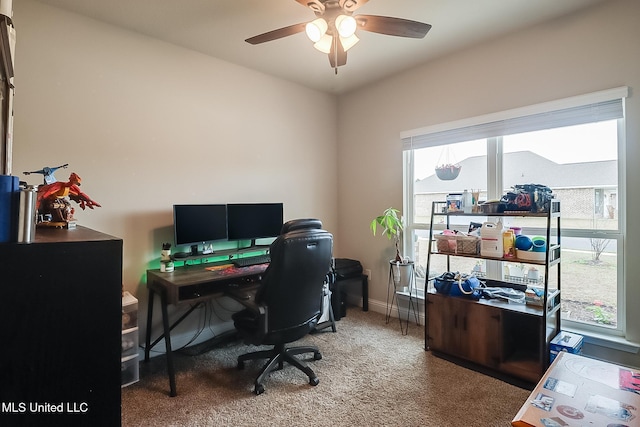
[231,218,333,395]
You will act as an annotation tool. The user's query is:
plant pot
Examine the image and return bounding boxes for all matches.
[390,260,414,290]
[435,165,461,180]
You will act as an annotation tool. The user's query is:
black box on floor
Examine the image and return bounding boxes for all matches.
[334,258,363,279]
[330,288,347,320]
[331,259,364,320]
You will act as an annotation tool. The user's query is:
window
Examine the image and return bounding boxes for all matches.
[402,87,627,336]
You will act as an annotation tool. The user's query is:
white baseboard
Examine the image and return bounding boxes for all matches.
[344,293,425,326]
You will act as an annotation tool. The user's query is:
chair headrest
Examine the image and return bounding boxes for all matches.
[280,218,322,234]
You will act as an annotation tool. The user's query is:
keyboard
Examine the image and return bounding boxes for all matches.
[232,254,271,268]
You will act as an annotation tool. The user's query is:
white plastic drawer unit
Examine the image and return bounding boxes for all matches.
[122,291,138,330]
[122,327,139,358]
[121,291,139,387]
[121,354,139,388]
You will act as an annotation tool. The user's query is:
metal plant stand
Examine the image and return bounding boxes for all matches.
[385,260,420,335]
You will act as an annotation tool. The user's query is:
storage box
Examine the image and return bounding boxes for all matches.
[121,354,139,388]
[457,235,480,255]
[122,327,139,358]
[550,331,583,363]
[122,291,138,330]
[525,288,545,306]
[446,193,462,212]
[434,233,479,255]
[434,233,457,253]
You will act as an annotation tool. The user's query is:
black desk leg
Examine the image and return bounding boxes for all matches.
[160,290,177,397]
[362,275,369,312]
[145,288,155,362]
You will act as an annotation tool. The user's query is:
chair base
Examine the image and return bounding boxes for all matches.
[237,343,322,395]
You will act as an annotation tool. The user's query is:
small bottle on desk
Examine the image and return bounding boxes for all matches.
[160,242,174,272]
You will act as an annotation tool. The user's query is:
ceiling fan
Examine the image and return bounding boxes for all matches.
[245,0,432,73]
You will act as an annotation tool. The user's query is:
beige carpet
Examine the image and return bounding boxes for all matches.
[122,308,530,426]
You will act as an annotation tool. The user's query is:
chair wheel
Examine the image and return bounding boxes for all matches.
[314,351,322,360]
[309,377,319,386]
[254,384,265,395]
[238,360,245,370]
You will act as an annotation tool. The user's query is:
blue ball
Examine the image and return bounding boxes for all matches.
[515,235,533,251]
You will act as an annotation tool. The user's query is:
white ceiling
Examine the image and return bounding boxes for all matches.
[32,0,605,94]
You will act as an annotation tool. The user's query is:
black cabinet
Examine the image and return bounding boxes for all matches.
[0,226,122,426]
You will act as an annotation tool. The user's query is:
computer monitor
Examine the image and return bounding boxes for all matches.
[227,203,283,246]
[173,204,228,251]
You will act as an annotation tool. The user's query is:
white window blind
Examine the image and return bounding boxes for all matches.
[401,86,628,150]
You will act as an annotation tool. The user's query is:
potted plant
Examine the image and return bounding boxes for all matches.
[370,207,404,262]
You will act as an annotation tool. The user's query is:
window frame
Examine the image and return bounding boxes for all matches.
[401,89,627,338]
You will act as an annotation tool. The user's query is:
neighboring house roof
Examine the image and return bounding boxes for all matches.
[414,151,617,194]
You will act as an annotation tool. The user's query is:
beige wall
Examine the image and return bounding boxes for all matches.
[337,0,640,366]
[12,0,338,290]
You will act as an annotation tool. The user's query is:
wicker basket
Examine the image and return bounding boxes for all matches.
[434,234,479,255]
[457,235,480,255]
[434,234,456,253]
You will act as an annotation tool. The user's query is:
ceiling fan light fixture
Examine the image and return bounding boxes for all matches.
[245,1,432,72]
[313,34,333,54]
[305,18,328,43]
[335,14,357,38]
[339,34,359,52]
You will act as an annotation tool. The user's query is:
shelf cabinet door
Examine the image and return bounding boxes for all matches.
[427,293,501,368]
[463,302,501,368]
[426,293,459,353]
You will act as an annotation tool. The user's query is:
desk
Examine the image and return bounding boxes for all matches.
[145,262,268,397]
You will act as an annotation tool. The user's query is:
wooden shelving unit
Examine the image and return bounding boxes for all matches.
[425,200,561,384]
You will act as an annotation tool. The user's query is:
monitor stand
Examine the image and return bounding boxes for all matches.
[190,245,199,256]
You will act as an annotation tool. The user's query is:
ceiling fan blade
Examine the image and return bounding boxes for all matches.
[328,36,347,69]
[245,22,307,45]
[355,15,432,39]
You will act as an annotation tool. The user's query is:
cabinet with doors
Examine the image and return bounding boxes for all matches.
[425,200,561,384]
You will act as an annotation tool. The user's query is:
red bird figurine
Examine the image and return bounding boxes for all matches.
[37,172,101,223]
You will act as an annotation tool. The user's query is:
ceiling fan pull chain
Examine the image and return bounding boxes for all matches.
[334,36,338,75]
